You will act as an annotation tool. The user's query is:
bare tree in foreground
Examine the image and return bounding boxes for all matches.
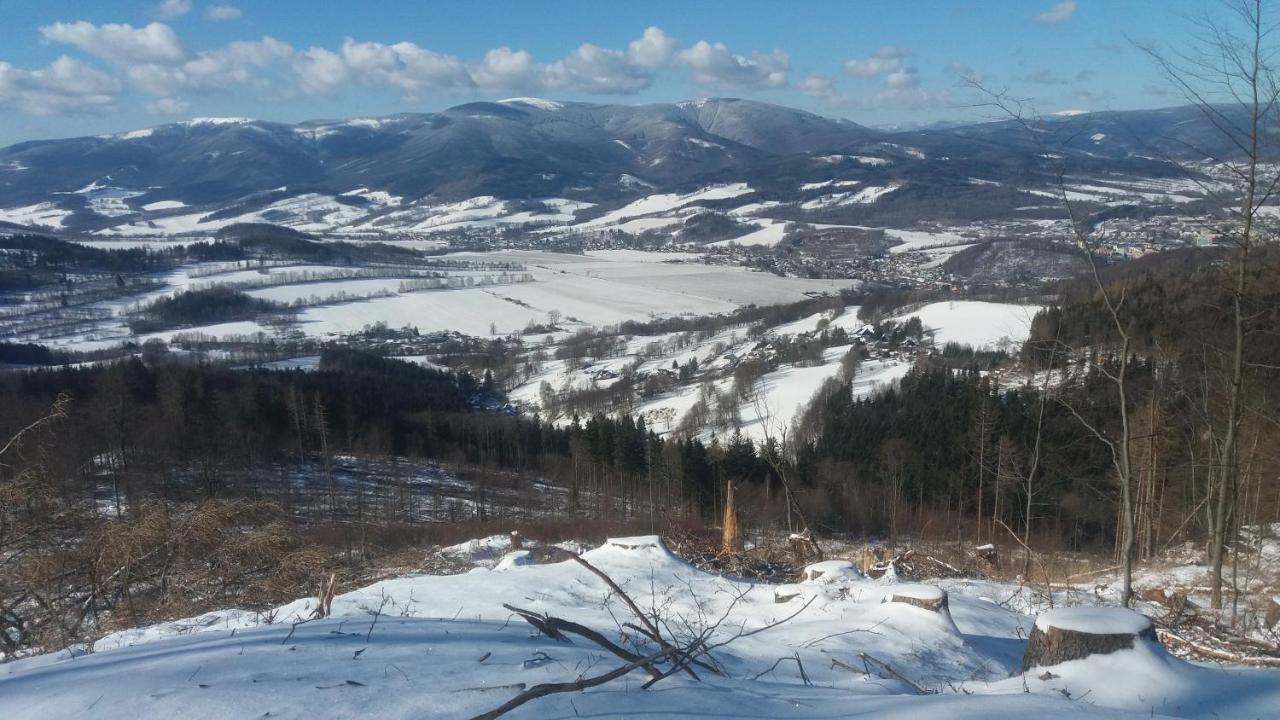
[966,82,1143,606]
[970,0,1280,611]
[751,379,824,561]
[1137,0,1280,611]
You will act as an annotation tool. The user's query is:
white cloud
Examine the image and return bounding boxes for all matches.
[205,5,242,21]
[1034,1,1077,24]
[470,47,537,90]
[543,44,653,94]
[153,0,192,20]
[340,39,473,96]
[835,45,949,111]
[0,56,120,115]
[294,27,679,97]
[844,46,908,78]
[293,47,349,95]
[126,37,293,97]
[681,41,789,89]
[25,21,795,114]
[798,73,835,98]
[41,21,190,66]
[38,20,289,100]
[627,26,679,68]
[146,97,189,114]
[885,68,919,90]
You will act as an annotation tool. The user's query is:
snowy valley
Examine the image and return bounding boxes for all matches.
[2,21,1280,718]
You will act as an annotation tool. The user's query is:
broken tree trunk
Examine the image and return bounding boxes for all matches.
[721,481,741,556]
[1021,608,1156,672]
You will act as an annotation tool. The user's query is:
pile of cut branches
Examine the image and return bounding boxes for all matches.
[470,554,813,719]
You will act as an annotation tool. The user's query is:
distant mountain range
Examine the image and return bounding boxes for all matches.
[0,98,1241,236]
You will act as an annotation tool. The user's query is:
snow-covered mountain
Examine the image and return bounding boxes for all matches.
[0,99,871,208]
[0,99,1233,236]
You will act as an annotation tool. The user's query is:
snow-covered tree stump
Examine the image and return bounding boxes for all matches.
[883,584,961,635]
[1021,608,1156,672]
[802,560,863,583]
[975,543,998,573]
[887,584,949,613]
[774,585,804,604]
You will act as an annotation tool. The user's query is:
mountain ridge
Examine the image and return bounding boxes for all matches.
[0,98,1239,236]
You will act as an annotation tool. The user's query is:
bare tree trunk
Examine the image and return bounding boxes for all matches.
[974,399,991,544]
[313,397,334,517]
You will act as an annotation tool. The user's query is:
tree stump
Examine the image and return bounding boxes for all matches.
[802,560,862,583]
[774,585,805,604]
[1139,587,1188,618]
[975,543,998,574]
[858,547,881,574]
[1021,608,1156,672]
[884,584,961,635]
[886,584,949,613]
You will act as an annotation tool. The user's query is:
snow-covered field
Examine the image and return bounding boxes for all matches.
[10,251,857,350]
[893,301,1043,350]
[885,227,973,255]
[0,202,72,228]
[296,252,855,338]
[3,535,1275,719]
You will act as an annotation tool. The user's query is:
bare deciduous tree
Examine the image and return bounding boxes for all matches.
[1137,0,1280,610]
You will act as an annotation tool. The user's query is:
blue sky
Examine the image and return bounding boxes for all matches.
[0,0,1213,145]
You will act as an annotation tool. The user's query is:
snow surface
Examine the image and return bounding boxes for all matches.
[140,200,187,211]
[20,248,855,351]
[0,202,71,228]
[709,218,789,247]
[184,117,255,126]
[885,227,971,254]
[498,97,565,111]
[892,301,1042,350]
[889,583,947,602]
[802,560,863,583]
[801,184,900,209]
[800,179,860,191]
[1033,607,1152,635]
[5,534,1276,719]
[117,128,156,140]
[493,550,535,571]
[571,183,753,231]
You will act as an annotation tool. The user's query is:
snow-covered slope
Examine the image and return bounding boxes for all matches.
[3,535,1276,719]
[892,301,1043,350]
